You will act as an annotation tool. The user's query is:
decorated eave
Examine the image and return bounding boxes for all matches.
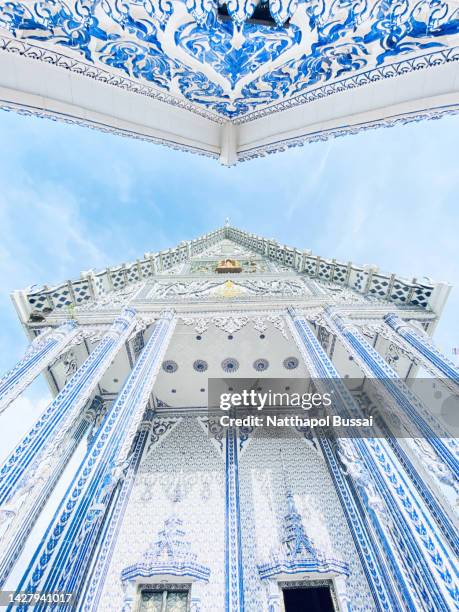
[11,226,450,325]
[0,0,458,164]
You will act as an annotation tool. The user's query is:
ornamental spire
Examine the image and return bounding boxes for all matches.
[279,448,316,559]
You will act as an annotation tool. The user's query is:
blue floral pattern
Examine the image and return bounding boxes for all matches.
[0,0,458,117]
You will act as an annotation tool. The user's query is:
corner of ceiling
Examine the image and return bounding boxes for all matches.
[219,122,239,166]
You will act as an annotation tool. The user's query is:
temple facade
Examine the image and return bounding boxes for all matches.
[0,224,458,611]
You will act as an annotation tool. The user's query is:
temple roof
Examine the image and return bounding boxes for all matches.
[1,0,458,163]
[11,225,450,323]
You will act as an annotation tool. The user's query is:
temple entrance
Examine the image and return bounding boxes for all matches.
[282,585,335,612]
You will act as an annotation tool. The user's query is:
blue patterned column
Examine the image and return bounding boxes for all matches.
[0,309,137,585]
[385,314,459,391]
[0,321,79,413]
[11,311,176,611]
[286,307,459,611]
[225,426,244,612]
[324,311,458,483]
[0,412,90,587]
[80,409,153,611]
[318,436,399,611]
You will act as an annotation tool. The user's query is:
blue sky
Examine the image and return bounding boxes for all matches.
[0,109,458,403]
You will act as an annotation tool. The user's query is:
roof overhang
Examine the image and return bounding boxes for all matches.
[0,0,458,164]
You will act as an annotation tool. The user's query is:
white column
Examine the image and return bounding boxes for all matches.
[0,309,138,585]
[323,309,459,558]
[11,311,176,608]
[80,409,153,610]
[385,313,459,392]
[0,321,79,413]
[225,425,244,612]
[286,307,459,612]
[324,310,458,492]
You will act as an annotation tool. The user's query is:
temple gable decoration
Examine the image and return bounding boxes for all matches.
[121,515,210,586]
[215,259,242,273]
[258,488,349,581]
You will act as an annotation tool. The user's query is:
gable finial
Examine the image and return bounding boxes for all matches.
[225,217,230,227]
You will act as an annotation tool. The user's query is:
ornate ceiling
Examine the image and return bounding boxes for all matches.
[1,0,458,121]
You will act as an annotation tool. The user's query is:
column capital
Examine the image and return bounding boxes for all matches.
[121,307,137,318]
[385,312,459,388]
[384,313,408,331]
[108,308,137,336]
[322,308,357,333]
[384,313,426,335]
[29,320,78,352]
[0,320,80,414]
[49,319,78,336]
[158,309,176,321]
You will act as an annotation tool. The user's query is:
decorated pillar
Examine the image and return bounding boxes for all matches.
[0,309,137,585]
[384,314,459,391]
[324,311,458,486]
[0,403,94,586]
[225,425,244,612]
[323,309,459,556]
[286,307,459,611]
[11,311,176,611]
[80,408,154,611]
[0,321,79,413]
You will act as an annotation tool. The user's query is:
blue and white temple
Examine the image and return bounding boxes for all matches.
[0,225,458,610]
[0,0,458,163]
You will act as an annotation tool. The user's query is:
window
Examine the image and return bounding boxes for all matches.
[282,585,335,612]
[138,588,189,612]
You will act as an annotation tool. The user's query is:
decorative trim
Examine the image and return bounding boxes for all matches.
[221,358,239,373]
[0,101,220,160]
[193,360,208,373]
[0,36,224,124]
[238,105,459,161]
[225,427,244,612]
[162,360,178,374]
[258,558,349,580]
[212,316,249,335]
[121,516,210,585]
[253,358,269,372]
[0,36,458,126]
[234,47,459,125]
[283,357,299,371]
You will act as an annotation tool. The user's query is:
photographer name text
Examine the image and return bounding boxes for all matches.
[219,414,373,428]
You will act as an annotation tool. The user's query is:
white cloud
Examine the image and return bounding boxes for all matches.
[0,179,110,285]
